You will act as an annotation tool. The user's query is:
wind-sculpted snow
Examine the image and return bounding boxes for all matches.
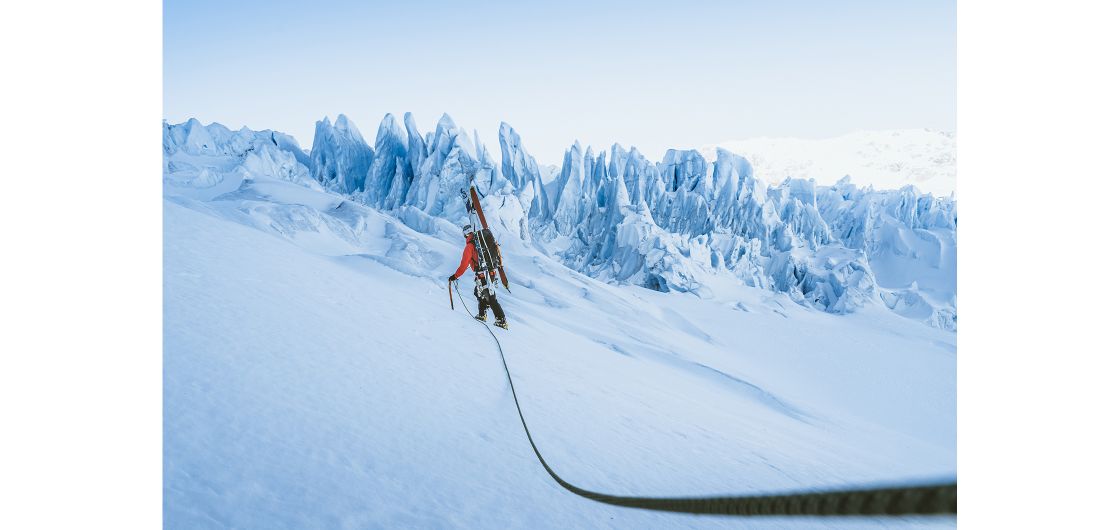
[163,115,956,329]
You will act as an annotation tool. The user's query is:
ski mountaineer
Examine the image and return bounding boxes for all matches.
[449,224,508,329]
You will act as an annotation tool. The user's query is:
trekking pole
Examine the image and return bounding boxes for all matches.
[448,279,455,310]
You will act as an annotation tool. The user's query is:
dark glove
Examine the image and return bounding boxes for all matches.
[448,275,457,283]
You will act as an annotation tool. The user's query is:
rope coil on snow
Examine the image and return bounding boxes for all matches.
[452,282,956,517]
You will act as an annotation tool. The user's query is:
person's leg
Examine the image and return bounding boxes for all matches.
[474,283,489,319]
[489,291,506,322]
[484,273,506,322]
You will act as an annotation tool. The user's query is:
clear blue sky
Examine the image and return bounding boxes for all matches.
[164,0,955,166]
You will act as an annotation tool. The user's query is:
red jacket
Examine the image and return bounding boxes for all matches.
[452,235,495,280]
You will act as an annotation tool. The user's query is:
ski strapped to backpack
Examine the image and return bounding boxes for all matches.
[461,185,510,293]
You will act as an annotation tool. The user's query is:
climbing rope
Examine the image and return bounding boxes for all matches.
[451,281,956,517]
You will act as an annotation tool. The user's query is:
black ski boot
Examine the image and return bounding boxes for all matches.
[494,319,508,330]
[474,313,488,323]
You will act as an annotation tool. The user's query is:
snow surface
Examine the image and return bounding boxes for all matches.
[165,116,955,528]
[701,130,957,197]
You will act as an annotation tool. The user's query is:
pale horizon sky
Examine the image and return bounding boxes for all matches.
[164,0,955,166]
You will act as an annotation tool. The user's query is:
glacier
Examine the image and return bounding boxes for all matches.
[163,116,956,528]
[163,115,956,330]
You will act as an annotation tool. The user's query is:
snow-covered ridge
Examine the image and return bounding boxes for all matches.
[162,115,957,330]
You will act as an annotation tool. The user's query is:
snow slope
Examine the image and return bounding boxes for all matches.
[164,167,955,528]
[700,130,957,197]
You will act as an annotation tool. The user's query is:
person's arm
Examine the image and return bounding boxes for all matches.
[451,244,474,280]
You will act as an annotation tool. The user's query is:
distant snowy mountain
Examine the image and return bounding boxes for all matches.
[162,116,957,330]
[701,130,957,197]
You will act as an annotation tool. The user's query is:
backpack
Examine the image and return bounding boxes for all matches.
[470,228,503,272]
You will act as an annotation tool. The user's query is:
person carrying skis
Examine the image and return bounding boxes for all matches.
[449,224,508,329]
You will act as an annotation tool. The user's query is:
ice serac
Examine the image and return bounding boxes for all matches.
[552,143,586,235]
[327,112,523,239]
[654,150,712,237]
[182,118,216,154]
[499,122,551,222]
[268,130,313,169]
[817,181,957,328]
[473,128,506,196]
[526,139,956,328]
[398,113,484,219]
[661,149,710,196]
[163,120,321,198]
[403,112,427,179]
[564,152,634,278]
[363,113,412,209]
[310,114,374,194]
